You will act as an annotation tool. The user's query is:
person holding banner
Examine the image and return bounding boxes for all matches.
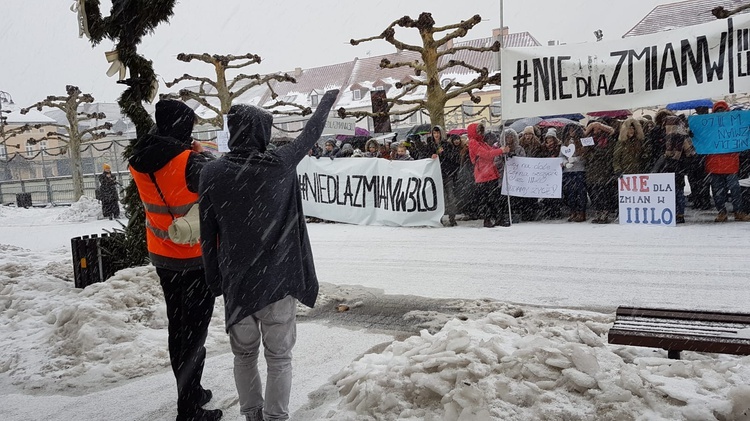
[613,118,651,176]
[198,89,339,421]
[559,125,588,223]
[468,122,510,228]
[705,101,750,222]
[438,134,463,226]
[583,120,616,224]
[662,116,695,224]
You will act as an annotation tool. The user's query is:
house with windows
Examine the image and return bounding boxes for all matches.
[0,101,60,180]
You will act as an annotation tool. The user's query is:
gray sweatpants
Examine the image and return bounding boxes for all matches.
[229,295,297,421]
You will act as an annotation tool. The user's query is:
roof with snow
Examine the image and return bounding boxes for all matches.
[623,0,750,37]
[438,33,542,76]
[2,103,56,125]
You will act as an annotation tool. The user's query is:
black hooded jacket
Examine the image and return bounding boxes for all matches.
[129,100,212,194]
[199,90,339,330]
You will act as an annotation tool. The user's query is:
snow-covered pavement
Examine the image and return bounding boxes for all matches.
[1,201,749,420]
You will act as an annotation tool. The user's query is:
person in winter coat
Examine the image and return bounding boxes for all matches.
[468,122,510,227]
[336,143,354,158]
[198,89,339,421]
[128,100,220,421]
[320,139,338,158]
[613,118,650,176]
[559,124,588,222]
[438,134,463,226]
[662,116,696,224]
[496,128,537,221]
[538,129,564,219]
[583,120,616,224]
[363,139,381,158]
[98,163,120,219]
[519,126,544,158]
[426,126,443,159]
[705,102,750,222]
[392,143,414,161]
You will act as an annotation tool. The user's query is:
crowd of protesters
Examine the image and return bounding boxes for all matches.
[307,100,750,227]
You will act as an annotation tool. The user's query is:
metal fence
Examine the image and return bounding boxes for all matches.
[0,139,132,206]
[0,171,131,206]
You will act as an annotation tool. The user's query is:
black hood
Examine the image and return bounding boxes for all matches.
[227,104,273,154]
[155,100,196,145]
[129,134,190,173]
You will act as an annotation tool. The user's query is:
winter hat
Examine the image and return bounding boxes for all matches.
[155,100,196,145]
[545,128,558,138]
[102,163,111,171]
[712,100,729,113]
[341,143,354,152]
[325,139,336,147]
[352,148,364,157]
[522,126,535,135]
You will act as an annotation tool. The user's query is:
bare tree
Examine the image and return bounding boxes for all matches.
[5,85,118,201]
[164,53,311,128]
[712,4,750,18]
[338,12,500,129]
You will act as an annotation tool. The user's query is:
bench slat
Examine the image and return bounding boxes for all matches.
[608,306,750,357]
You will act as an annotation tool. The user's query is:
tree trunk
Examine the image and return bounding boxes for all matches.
[66,103,85,202]
[421,32,446,129]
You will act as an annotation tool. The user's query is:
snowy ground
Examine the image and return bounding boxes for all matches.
[1,200,749,420]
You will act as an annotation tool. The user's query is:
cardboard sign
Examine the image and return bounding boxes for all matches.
[618,173,676,227]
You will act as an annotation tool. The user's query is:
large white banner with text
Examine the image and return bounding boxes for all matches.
[502,15,750,119]
[297,156,444,227]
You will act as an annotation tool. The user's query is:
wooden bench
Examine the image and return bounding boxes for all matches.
[608,306,750,359]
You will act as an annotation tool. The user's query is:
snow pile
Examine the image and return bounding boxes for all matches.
[0,244,229,393]
[323,310,750,421]
[55,196,104,222]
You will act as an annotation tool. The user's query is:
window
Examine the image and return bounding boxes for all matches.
[40,141,47,151]
[25,142,34,157]
[409,112,419,124]
[353,90,361,101]
[311,94,319,107]
[0,145,6,159]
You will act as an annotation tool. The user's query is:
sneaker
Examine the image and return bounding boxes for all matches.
[715,210,728,222]
[176,408,223,421]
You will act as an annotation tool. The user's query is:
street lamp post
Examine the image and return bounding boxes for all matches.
[1,91,16,181]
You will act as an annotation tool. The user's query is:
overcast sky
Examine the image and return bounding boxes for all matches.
[0,0,680,106]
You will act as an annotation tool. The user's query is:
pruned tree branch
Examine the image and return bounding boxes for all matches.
[166,52,303,127]
[712,4,750,18]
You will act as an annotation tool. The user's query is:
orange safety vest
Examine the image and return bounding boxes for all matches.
[129,150,202,270]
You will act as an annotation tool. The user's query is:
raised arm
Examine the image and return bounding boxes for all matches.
[277,89,340,166]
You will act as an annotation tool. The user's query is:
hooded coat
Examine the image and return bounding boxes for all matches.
[198,90,338,330]
[128,100,213,270]
[468,123,505,183]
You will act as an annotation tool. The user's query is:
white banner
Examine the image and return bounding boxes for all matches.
[618,173,676,227]
[501,157,564,198]
[502,15,750,119]
[296,156,444,227]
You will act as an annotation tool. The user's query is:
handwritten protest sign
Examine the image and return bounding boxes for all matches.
[501,157,564,198]
[688,110,750,154]
[618,173,676,227]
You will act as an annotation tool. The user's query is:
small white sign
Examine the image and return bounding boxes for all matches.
[217,115,230,152]
[323,117,356,136]
[561,144,576,158]
[581,137,595,147]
